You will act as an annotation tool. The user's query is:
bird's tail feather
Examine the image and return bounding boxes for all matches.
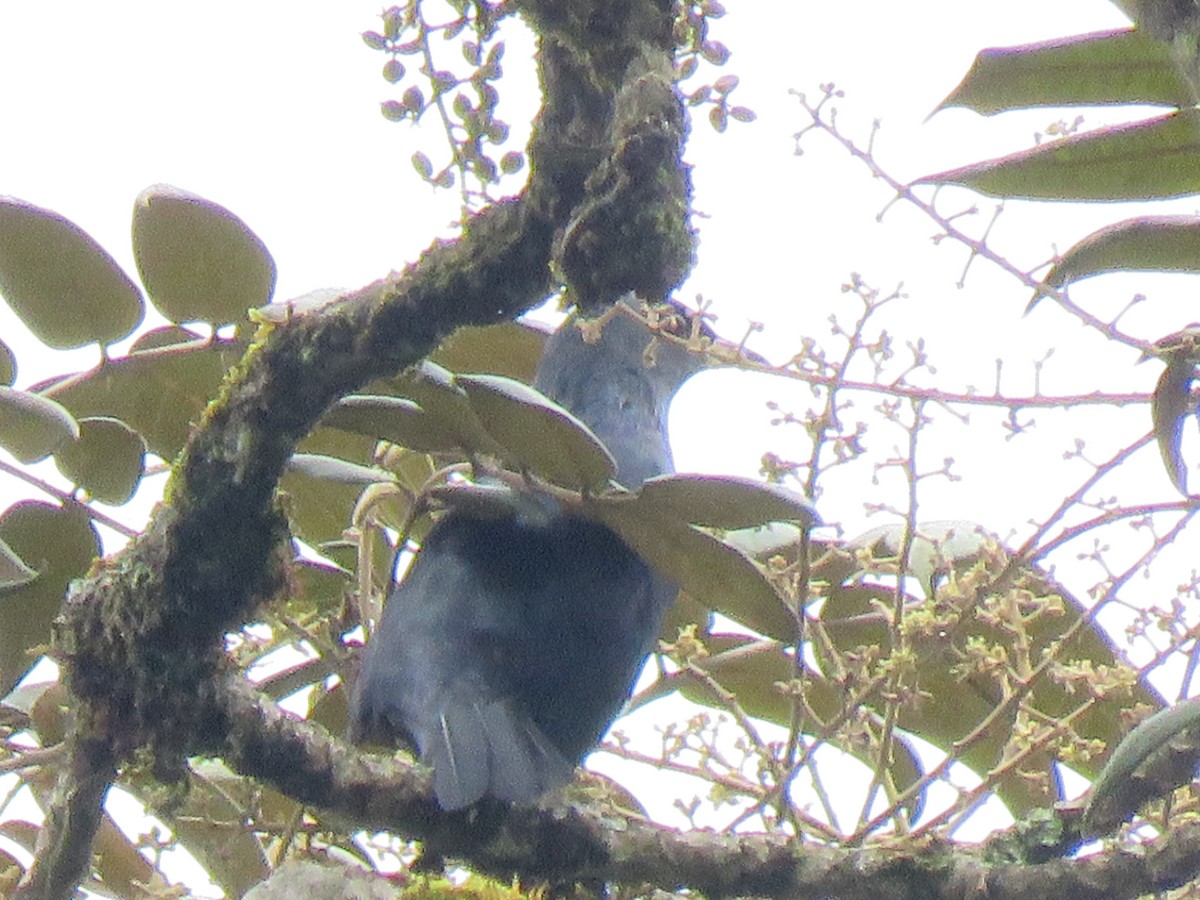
[427,698,574,811]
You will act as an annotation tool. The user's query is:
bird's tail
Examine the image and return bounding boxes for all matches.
[424,696,575,811]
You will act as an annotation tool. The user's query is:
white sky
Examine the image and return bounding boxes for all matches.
[4,0,1200,889]
[0,0,1170,531]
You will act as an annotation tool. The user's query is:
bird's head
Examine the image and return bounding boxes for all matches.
[533,295,765,487]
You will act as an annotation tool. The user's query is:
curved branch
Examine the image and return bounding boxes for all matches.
[17,2,688,897]
[213,675,1200,900]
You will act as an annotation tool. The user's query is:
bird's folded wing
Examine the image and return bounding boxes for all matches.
[428,696,575,811]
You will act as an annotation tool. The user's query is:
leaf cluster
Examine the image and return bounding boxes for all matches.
[922,22,1200,497]
[364,2,523,208]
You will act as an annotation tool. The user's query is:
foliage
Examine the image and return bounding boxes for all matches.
[1,1,1200,899]
[359,0,750,214]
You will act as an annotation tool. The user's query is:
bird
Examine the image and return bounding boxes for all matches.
[349,301,714,811]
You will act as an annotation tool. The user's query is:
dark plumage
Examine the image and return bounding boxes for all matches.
[349,305,705,810]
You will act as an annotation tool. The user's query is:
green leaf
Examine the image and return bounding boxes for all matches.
[655,630,925,815]
[1084,696,1200,836]
[0,197,144,348]
[0,535,37,592]
[813,566,1030,806]
[500,151,525,174]
[937,28,1194,116]
[412,151,434,180]
[723,522,807,559]
[132,184,276,325]
[458,373,617,489]
[821,525,1162,814]
[254,651,340,705]
[709,105,727,133]
[1151,355,1198,495]
[286,453,393,486]
[366,341,552,462]
[637,474,816,529]
[290,553,352,598]
[431,321,548,382]
[90,814,161,898]
[133,758,275,895]
[701,40,730,65]
[37,327,245,460]
[54,416,147,505]
[280,428,380,545]
[1039,216,1200,298]
[0,678,53,716]
[0,820,38,862]
[0,386,80,463]
[0,339,14,386]
[323,394,460,454]
[681,634,794,720]
[0,501,100,695]
[590,498,792,639]
[382,361,503,457]
[918,109,1200,200]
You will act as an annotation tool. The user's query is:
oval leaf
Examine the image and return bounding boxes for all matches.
[723,522,808,559]
[822,527,1161,814]
[280,427,381,545]
[431,321,549,382]
[458,373,617,489]
[286,453,394,486]
[37,327,246,460]
[918,110,1200,201]
[590,497,793,639]
[1039,217,1200,299]
[637,474,817,529]
[1152,357,1196,495]
[54,416,147,505]
[657,631,926,816]
[0,386,80,463]
[92,814,160,898]
[130,758,274,895]
[0,339,14,386]
[0,197,144,348]
[323,394,461,454]
[0,501,100,695]
[1084,697,1200,836]
[133,184,276,325]
[386,362,503,457]
[937,28,1193,117]
[0,535,37,592]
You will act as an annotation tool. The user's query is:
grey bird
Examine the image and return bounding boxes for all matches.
[349,302,717,810]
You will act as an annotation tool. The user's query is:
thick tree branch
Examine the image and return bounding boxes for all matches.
[17,2,688,896]
[212,676,1200,900]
